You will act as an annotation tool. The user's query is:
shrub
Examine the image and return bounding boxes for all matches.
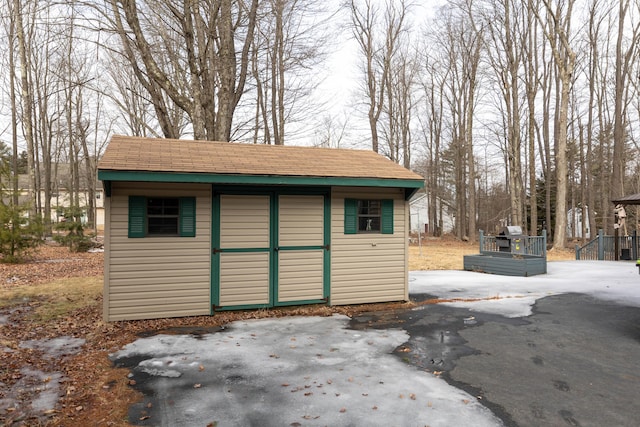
[53,206,95,252]
[0,203,43,263]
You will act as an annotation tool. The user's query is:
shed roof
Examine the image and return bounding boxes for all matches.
[98,136,424,198]
[612,192,640,205]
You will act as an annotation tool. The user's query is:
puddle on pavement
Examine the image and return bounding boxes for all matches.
[349,293,529,375]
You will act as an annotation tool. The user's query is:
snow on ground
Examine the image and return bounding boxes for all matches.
[113,315,501,427]
[411,261,640,317]
[112,260,639,426]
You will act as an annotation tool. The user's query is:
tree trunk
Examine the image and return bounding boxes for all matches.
[14,0,37,218]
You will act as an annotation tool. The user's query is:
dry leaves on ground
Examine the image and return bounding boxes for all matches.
[0,238,575,426]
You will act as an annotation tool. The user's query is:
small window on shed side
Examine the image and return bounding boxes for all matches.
[344,199,393,234]
[128,196,196,238]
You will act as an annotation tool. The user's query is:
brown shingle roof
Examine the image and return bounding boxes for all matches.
[98,135,423,182]
[612,192,640,205]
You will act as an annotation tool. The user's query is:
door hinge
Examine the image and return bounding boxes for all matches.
[212,248,221,254]
[323,244,330,251]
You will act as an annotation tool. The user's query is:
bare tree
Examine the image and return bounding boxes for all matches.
[484,0,524,229]
[524,0,541,235]
[249,0,328,145]
[13,0,37,217]
[418,49,448,237]
[431,3,482,240]
[349,0,409,155]
[101,0,259,141]
[313,114,348,148]
[2,0,20,205]
[611,0,640,204]
[535,0,577,249]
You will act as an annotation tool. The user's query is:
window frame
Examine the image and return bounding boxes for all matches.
[128,196,196,238]
[344,198,393,235]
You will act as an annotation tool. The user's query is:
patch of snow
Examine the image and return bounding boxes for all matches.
[0,367,63,414]
[410,261,640,317]
[20,336,85,359]
[113,315,502,427]
[111,260,640,426]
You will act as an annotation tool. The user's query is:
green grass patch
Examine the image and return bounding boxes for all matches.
[0,276,102,322]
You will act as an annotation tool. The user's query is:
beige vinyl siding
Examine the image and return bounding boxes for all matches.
[219,252,270,306]
[278,195,323,246]
[218,195,271,307]
[278,250,324,302]
[220,195,270,248]
[277,195,325,302]
[330,187,408,305]
[104,182,211,321]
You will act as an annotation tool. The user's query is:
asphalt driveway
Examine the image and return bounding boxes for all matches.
[354,292,640,427]
[112,262,640,426]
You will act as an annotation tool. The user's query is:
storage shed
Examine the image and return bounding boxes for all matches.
[98,136,423,321]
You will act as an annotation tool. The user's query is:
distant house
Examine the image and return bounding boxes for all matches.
[409,192,454,236]
[98,136,423,321]
[16,164,104,231]
[566,206,591,239]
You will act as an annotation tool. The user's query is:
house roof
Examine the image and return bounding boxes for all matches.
[98,136,424,198]
[612,192,640,205]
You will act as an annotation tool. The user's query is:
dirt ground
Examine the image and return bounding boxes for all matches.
[0,238,575,426]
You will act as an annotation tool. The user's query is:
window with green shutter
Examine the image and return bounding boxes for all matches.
[128,196,196,238]
[381,199,394,234]
[344,199,358,234]
[344,199,393,234]
[179,197,196,237]
[128,196,147,238]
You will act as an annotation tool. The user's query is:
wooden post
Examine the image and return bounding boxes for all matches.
[597,229,604,260]
[614,227,619,261]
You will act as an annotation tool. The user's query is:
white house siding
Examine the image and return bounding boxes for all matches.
[103,182,212,321]
[330,187,408,305]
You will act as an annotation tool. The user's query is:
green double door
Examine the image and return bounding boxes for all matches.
[211,191,329,311]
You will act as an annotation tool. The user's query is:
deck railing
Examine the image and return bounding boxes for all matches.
[479,229,547,258]
[575,229,638,261]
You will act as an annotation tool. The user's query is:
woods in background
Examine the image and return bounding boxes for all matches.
[1,0,639,248]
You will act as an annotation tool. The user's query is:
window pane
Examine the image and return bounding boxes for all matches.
[357,200,381,232]
[358,200,381,215]
[148,217,178,235]
[147,198,180,236]
[358,216,380,232]
[148,198,179,215]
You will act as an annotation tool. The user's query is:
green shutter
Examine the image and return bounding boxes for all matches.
[179,197,196,237]
[128,196,146,238]
[381,199,394,234]
[344,198,357,234]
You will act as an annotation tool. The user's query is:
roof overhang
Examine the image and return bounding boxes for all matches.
[611,192,640,205]
[98,170,424,200]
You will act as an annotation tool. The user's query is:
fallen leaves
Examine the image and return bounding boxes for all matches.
[2,242,471,427]
[0,244,103,288]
